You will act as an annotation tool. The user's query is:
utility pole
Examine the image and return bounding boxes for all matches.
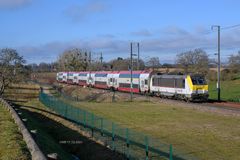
[89,52,92,87]
[129,42,139,101]
[100,52,103,70]
[130,43,133,101]
[100,52,103,64]
[212,25,221,101]
[137,43,140,70]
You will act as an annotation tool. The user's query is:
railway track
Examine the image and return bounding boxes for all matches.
[36,81,240,114]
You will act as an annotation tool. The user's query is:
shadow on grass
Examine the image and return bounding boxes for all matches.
[13,103,126,160]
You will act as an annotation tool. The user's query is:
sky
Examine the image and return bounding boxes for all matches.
[0,0,240,64]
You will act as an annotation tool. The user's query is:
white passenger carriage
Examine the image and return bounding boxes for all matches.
[77,72,88,86]
[67,72,75,84]
[94,71,109,89]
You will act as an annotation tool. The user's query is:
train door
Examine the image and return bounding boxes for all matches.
[140,79,145,91]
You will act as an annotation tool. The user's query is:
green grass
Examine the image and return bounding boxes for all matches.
[0,104,30,160]
[62,99,240,160]
[209,79,240,102]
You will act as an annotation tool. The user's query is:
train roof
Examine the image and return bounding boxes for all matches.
[119,70,152,74]
[152,74,187,79]
[58,70,153,75]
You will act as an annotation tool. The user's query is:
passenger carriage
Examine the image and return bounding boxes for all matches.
[77,72,88,86]
[117,71,152,93]
[66,72,75,84]
[94,71,109,89]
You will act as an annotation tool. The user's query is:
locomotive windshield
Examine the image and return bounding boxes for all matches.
[191,76,207,85]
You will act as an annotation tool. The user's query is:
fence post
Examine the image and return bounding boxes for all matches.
[100,118,103,136]
[145,136,149,160]
[112,122,115,151]
[91,113,94,137]
[169,144,173,160]
[126,128,130,160]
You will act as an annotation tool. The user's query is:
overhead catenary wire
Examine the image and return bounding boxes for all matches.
[203,24,240,35]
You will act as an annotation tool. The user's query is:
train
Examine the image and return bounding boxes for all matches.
[56,70,209,101]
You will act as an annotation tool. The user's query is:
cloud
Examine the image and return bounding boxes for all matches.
[0,0,31,9]
[64,0,106,22]
[162,26,189,36]
[16,26,240,64]
[131,29,152,37]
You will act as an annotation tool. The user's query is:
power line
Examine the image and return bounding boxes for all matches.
[202,24,240,35]
[221,24,240,30]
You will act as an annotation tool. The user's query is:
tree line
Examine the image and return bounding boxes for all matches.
[27,47,240,77]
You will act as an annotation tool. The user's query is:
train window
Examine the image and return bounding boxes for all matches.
[119,83,130,88]
[95,81,107,85]
[152,78,159,86]
[145,79,148,85]
[191,76,207,85]
[119,83,138,88]
[160,78,174,87]
[79,80,86,83]
[133,84,139,88]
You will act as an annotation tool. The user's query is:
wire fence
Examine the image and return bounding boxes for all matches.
[39,91,197,160]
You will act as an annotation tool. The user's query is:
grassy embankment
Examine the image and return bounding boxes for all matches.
[208,79,240,102]
[58,89,240,160]
[0,103,30,160]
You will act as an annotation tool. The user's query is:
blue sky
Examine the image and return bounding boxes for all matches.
[0,0,240,64]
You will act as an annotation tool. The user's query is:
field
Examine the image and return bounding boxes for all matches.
[59,91,240,160]
[0,103,30,160]
[208,79,240,102]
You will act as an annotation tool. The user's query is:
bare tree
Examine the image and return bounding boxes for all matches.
[228,51,240,73]
[109,57,129,70]
[176,48,209,74]
[57,48,90,71]
[0,48,26,95]
[145,57,160,70]
[108,57,145,71]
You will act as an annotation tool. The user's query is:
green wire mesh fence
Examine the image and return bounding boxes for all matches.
[39,91,196,160]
